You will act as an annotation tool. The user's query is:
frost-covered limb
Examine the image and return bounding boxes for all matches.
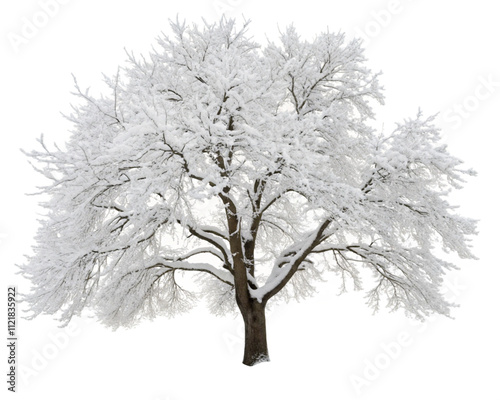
[181,222,233,271]
[70,74,125,130]
[147,257,234,286]
[316,195,471,312]
[314,242,459,318]
[268,26,383,118]
[250,218,332,303]
[310,244,363,293]
[166,246,225,263]
[94,262,196,328]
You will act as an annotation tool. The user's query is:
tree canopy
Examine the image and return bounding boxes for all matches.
[21,18,476,365]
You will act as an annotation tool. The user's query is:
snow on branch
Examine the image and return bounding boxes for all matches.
[250,218,332,303]
[150,257,234,286]
[315,242,459,319]
[94,256,234,328]
[181,222,233,270]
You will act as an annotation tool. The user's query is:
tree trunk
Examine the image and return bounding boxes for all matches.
[241,301,270,366]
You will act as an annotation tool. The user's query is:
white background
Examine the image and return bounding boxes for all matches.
[1,1,499,399]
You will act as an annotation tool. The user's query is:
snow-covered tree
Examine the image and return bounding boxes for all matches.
[22,18,476,366]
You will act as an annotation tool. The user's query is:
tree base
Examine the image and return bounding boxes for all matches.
[243,353,270,366]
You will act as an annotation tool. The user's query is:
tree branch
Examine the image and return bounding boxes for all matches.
[250,218,333,303]
[181,222,233,274]
[147,257,234,286]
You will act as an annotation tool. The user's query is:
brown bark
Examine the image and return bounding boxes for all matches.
[240,300,270,366]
